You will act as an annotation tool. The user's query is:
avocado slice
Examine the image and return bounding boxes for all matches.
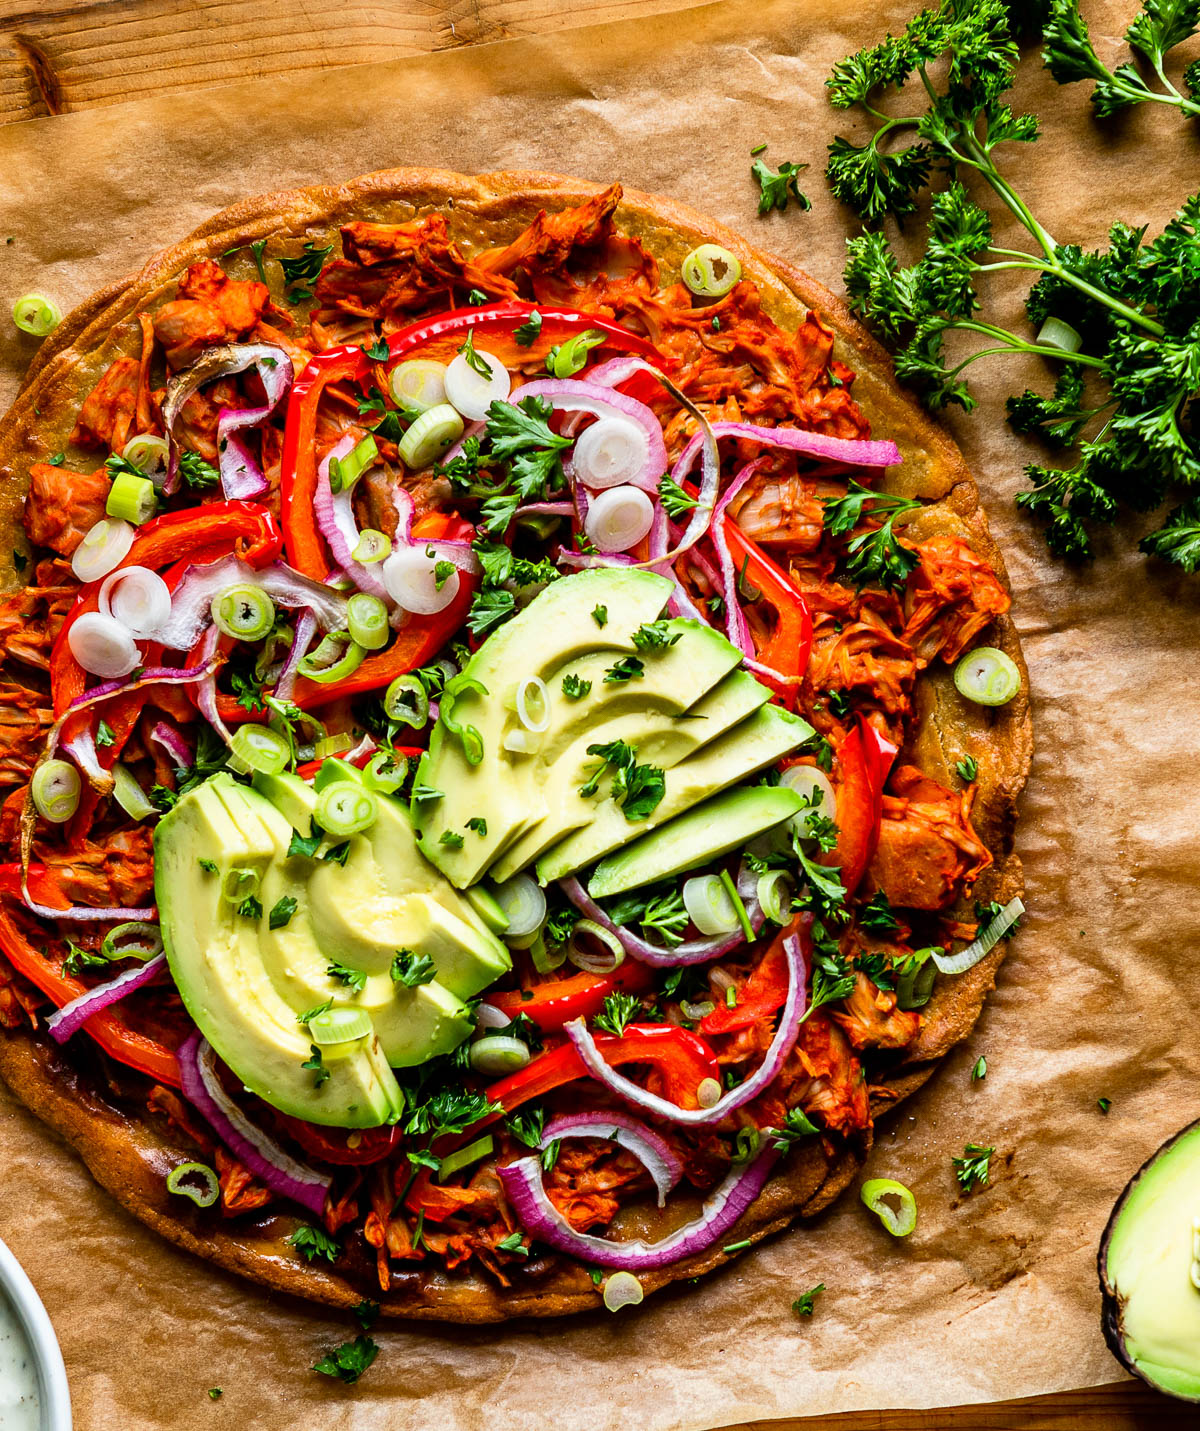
[155,776,405,1128]
[586,784,805,897]
[538,703,814,884]
[1100,1117,1200,1401]
[252,769,316,836]
[415,568,674,887]
[488,663,769,882]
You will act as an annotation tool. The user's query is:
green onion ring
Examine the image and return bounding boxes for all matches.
[352,529,392,564]
[756,870,795,925]
[31,759,81,824]
[440,675,488,766]
[297,631,366,684]
[111,764,155,821]
[12,293,62,337]
[680,244,742,298]
[437,1133,494,1183]
[860,1177,918,1237]
[228,724,292,777]
[549,329,606,379]
[101,921,163,961]
[166,1161,220,1209]
[602,1271,644,1312]
[314,781,379,838]
[953,647,1020,707]
[211,584,275,642]
[383,674,430,729]
[308,1006,373,1045]
[221,866,261,906]
[105,471,158,526]
[347,592,389,651]
[363,749,408,795]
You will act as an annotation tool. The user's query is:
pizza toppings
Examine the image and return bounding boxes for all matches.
[0,183,1021,1306]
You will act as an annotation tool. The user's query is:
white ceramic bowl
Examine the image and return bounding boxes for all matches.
[0,1238,71,1431]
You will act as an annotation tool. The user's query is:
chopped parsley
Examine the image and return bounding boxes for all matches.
[562,673,592,700]
[352,1299,380,1331]
[323,841,351,867]
[313,1335,379,1384]
[592,604,608,627]
[956,755,979,783]
[466,817,488,836]
[594,990,642,1038]
[286,1224,339,1262]
[822,480,921,591]
[237,895,263,921]
[198,857,218,874]
[298,999,332,1025]
[631,620,681,653]
[178,450,220,488]
[496,1231,529,1258]
[302,1045,330,1087]
[327,960,367,992]
[752,155,812,214]
[952,1143,995,1194]
[438,830,465,850]
[1097,1096,1113,1115]
[288,829,323,860]
[603,655,644,684]
[278,240,333,302]
[792,1282,825,1317]
[391,949,436,987]
[512,310,543,346]
[858,890,899,934]
[658,475,699,517]
[96,720,115,747]
[772,1107,821,1149]
[268,895,297,930]
[971,1055,987,1083]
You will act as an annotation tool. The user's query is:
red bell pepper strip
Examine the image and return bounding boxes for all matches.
[212,513,476,723]
[823,718,887,897]
[721,518,813,709]
[0,865,181,1087]
[483,1023,720,1116]
[699,916,811,1037]
[294,744,424,783]
[281,303,665,578]
[281,1119,401,1167]
[486,961,655,1032]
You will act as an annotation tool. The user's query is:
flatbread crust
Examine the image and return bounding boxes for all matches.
[0,169,1031,1321]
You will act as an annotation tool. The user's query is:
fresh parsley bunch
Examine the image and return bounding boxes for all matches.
[825,0,1200,569]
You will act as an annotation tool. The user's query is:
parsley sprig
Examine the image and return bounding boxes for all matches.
[825,0,1200,568]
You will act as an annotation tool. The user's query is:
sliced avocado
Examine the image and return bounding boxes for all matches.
[415,568,674,886]
[252,770,317,836]
[1100,1117,1200,1402]
[489,661,768,882]
[465,885,510,934]
[586,784,805,897]
[155,776,405,1128]
[538,703,813,883]
[314,756,361,791]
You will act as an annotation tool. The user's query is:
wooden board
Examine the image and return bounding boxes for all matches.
[0,0,1173,1424]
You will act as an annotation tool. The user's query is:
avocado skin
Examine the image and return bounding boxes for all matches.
[1098,1114,1200,1403]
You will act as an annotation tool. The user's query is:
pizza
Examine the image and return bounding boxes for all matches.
[0,169,1030,1322]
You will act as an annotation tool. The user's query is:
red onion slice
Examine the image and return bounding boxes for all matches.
[508,378,667,495]
[154,555,347,651]
[275,608,317,702]
[562,929,809,1127]
[162,343,293,497]
[559,875,763,968]
[193,624,232,744]
[178,1034,331,1216]
[541,1111,684,1207]
[710,458,767,658]
[60,727,112,794]
[147,721,194,771]
[48,658,220,766]
[46,952,167,1043]
[314,436,391,602]
[498,1143,778,1270]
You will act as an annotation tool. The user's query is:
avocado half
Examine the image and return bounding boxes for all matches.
[1099,1114,1200,1402]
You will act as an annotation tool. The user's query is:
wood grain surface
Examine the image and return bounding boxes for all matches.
[0,0,1177,1425]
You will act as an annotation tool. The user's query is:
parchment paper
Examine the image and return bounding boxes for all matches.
[1,1,1198,1425]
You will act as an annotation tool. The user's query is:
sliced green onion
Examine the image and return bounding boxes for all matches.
[437,1133,494,1182]
[383,674,430,729]
[112,763,154,821]
[466,886,510,934]
[221,866,261,905]
[566,918,625,974]
[680,997,716,1020]
[681,244,742,298]
[121,434,169,474]
[308,1006,373,1045]
[1036,316,1083,354]
[397,403,464,470]
[101,921,163,961]
[13,293,61,337]
[166,1161,219,1209]
[313,732,355,760]
[297,631,366,684]
[530,931,567,973]
[719,867,755,943]
[780,764,837,832]
[515,676,550,733]
[329,434,379,494]
[105,470,158,525]
[228,724,291,776]
[756,870,794,925]
[390,359,448,415]
[895,949,936,1009]
[860,1177,917,1237]
[363,749,408,795]
[696,1077,722,1109]
[953,647,1020,707]
[212,584,275,642]
[682,874,739,936]
[932,896,1024,976]
[549,329,605,379]
[315,781,379,837]
[31,759,80,824]
[347,592,389,651]
[352,529,392,564]
[469,1035,531,1077]
[440,675,487,765]
[254,620,293,681]
[490,875,546,940]
[602,1271,644,1312]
